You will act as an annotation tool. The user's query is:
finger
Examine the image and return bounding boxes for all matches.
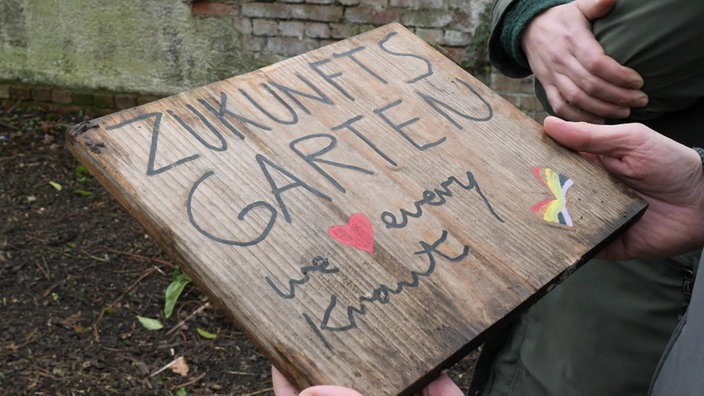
[573,48,646,92]
[553,73,634,119]
[542,116,629,154]
[562,4,645,90]
[421,372,465,396]
[543,85,605,123]
[575,0,616,20]
[272,366,298,396]
[299,386,364,396]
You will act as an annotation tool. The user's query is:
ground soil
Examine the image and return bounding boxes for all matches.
[0,102,476,395]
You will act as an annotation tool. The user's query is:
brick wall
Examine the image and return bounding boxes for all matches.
[491,72,548,122]
[0,82,164,116]
[1,0,547,122]
[191,0,491,67]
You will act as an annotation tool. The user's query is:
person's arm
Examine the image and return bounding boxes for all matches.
[488,0,569,78]
[521,0,648,123]
[271,366,464,396]
[489,0,648,123]
[543,116,704,260]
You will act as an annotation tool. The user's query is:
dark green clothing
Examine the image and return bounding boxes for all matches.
[650,252,704,395]
[489,0,704,146]
[472,253,698,396]
[472,1,704,395]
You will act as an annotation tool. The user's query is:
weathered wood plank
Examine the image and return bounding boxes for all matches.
[66,23,646,395]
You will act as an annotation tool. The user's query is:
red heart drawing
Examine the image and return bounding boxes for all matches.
[328,213,374,254]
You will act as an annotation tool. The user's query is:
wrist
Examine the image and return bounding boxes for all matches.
[501,0,571,69]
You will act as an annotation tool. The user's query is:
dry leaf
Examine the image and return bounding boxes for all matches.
[170,356,189,377]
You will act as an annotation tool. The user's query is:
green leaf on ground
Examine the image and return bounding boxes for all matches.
[73,189,94,197]
[196,327,217,339]
[49,181,62,191]
[136,315,163,331]
[164,270,192,319]
[75,165,92,182]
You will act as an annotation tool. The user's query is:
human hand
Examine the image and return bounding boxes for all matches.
[543,116,704,260]
[272,366,464,396]
[522,0,648,123]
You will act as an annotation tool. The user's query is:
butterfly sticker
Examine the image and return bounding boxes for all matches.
[531,167,574,227]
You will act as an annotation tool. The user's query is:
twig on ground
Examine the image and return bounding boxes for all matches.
[105,248,176,269]
[242,387,274,396]
[165,302,211,336]
[171,372,206,390]
[92,266,158,341]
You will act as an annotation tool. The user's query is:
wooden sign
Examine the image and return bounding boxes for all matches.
[66,23,646,395]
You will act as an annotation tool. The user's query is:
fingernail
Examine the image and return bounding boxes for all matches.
[636,94,649,107]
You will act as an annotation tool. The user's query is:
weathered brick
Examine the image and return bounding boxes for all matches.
[93,92,115,108]
[71,90,94,106]
[266,37,317,57]
[447,13,472,32]
[305,22,330,38]
[31,86,52,102]
[282,0,304,3]
[115,94,137,109]
[446,0,473,12]
[414,28,443,44]
[491,73,534,94]
[443,29,471,46]
[242,3,291,19]
[336,0,361,5]
[51,89,72,104]
[318,39,337,47]
[137,94,164,106]
[10,85,32,100]
[305,0,332,4]
[389,0,415,7]
[243,3,343,21]
[192,1,239,17]
[345,7,399,25]
[242,36,267,52]
[233,17,252,34]
[290,4,344,21]
[359,0,388,6]
[330,23,373,39]
[499,93,520,108]
[517,94,546,112]
[440,46,467,64]
[46,103,81,114]
[418,0,444,9]
[252,19,278,36]
[0,84,10,100]
[278,20,305,38]
[401,10,453,27]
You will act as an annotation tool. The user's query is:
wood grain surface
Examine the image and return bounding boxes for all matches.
[66,23,646,395]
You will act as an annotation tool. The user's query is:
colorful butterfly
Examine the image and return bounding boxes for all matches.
[531,167,574,227]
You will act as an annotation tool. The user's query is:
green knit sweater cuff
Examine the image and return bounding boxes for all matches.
[501,0,572,69]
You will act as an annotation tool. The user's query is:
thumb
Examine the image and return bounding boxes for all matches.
[299,386,364,396]
[422,372,465,396]
[575,0,616,20]
[543,116,633,156]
